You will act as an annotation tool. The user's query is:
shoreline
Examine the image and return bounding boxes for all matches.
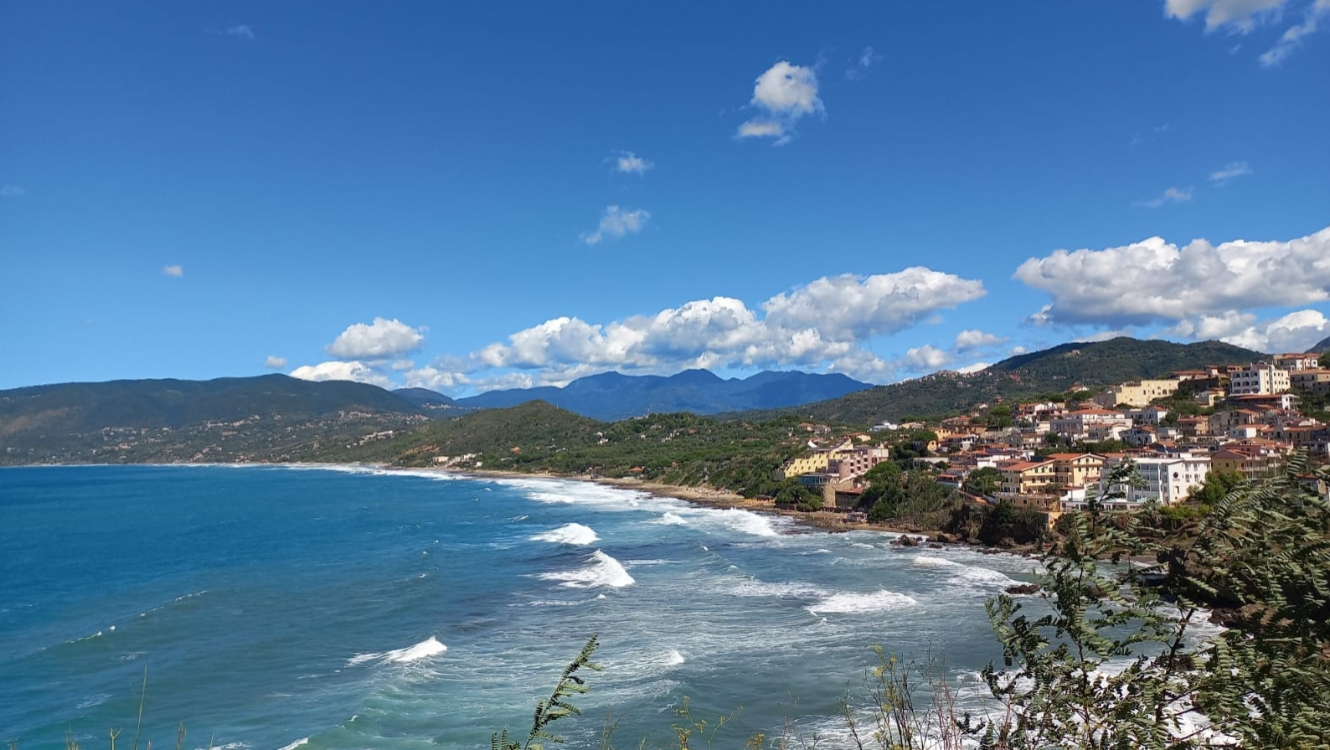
[386,464,953,541]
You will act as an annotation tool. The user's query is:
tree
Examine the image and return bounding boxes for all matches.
[1188,468,1244,506]
[1320,350,1330,369]
[964,466,1002,496]
[980,454,1330,748]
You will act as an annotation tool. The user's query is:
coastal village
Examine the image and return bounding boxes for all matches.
[774,351,1330,526]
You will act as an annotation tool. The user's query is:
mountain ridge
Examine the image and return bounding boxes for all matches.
[451,369,871,420]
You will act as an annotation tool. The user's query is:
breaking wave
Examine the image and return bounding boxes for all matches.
[539,550,635,589]
[807,589,918,615]
[530,523,599,546]
[347,635,447,666]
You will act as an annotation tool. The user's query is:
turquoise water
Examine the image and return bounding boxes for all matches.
[0,465,1040,749]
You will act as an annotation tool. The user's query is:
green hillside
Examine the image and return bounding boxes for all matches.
[0,374,427,465]
[322,401,813,495]
[755,337,1265,425]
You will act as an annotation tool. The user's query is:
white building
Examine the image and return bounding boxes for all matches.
[1229,363,1291,396]
[1272,353,1321,372]
[1050,410,1133,441]
[1088,454,1211,509]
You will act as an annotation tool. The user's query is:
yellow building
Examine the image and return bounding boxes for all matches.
[1092,379,1181,408]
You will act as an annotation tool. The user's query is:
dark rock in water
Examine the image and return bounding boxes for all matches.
[928,543,943,549]
[1005,583,1042,595]
[891,534,920,547]
[931,532,958,544]
[998,537,1018,549]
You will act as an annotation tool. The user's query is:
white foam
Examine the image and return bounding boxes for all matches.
[808,589,918,615]
[912,556,963,569]
[500,478,654,510]
[277,739,309,750]
[654,512,688,526]
[530,523,599,546]
[664,649,686,666]
[702,507,782,538]
[347,635,447,667]
[538,550,635,589]
[730,579,827,599]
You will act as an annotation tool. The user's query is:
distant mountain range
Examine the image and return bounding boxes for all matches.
[438,369,872,421]
[1312,335,1330,354]
[0,336,1293,464]
[751,337,1267,424]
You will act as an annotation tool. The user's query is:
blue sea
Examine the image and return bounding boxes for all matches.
[0,465,1041,749]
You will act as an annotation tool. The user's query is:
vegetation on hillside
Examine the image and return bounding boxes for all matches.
[749,337,1264,424]
[319,401,822,499]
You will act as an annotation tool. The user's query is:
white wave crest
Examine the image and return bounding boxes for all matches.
[654,512,688,526]
[664,649,686,666]
[912,555,963,569]
[705,508,782,538]
[347,635,447,666]
[808,590,918,615]
[530,523,599,546]
[539,550,635,589]
[277,739,310,750]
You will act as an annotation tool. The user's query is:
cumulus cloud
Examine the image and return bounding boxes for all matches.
[954,329,1008,352]
[264,355,287,369]
[955,361,992,375]
[0,185,24,197]
[1135,186,1193,208]
[162,265,184,277]
[1171,309,1330,352]
[904,345,951,369]
[1164,0,1291,32]
[613,152,653,175]
[736,61,824,144]
[1013,224,1330,331]
[290,361,393,388]
[582,205,649,245]
[1259,0,1330,66]
[420,267,985,387]
[326,317,425,360]
[1210,161,1253,183]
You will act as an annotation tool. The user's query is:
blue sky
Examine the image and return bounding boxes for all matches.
[2,1,1328,393]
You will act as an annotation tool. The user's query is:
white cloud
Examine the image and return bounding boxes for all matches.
[1013,223,1330,329]
[613,152,653,175]
[0,185,24,197]
[264,355,287,369]
[904,345,951,369]
[1164,0,1291,32]
[1134,186,1193,208]
[326,317,425,359]
[391,359,414,371]
[404,366,471,391]
[1201,309,1330,352]
[162,265,184,277]
[1259,0,1330,66]
[582,205,649,245]
[955,361,992,375]
[290,360,393,388]
[954,329,1008,352]
[1210,161,1253,183]
[737,61,823,144]
[224,25,255,40]
[458,267,984,385]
